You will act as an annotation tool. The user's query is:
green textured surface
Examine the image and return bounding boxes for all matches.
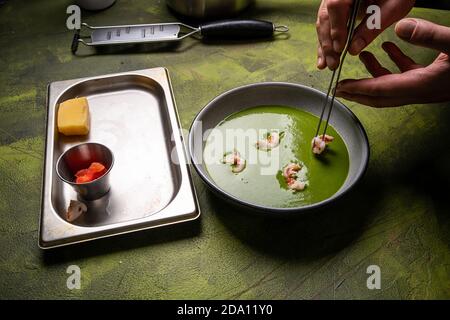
[0,0,449,299]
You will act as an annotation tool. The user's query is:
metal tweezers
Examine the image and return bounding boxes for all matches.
[314,0,362,140]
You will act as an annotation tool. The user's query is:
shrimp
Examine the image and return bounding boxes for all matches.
[66,200,87,222]
[311,134,334,155]
[256,131,281,151]
[283,163,301,180]
[282,163,306,191]
[288,180,306,191]
[223,150,246,173]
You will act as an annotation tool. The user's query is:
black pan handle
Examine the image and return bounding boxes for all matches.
[199,19,275,39]
[71,29,80,54]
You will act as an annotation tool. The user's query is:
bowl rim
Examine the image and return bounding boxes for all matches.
[188,82,370,214]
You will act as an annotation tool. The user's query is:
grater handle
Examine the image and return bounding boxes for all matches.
[199,20,276,39]
[71,29,81,54]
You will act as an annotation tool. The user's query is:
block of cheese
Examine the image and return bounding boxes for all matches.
[57,97,90,136]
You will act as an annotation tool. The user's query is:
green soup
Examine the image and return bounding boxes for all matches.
[203,106,350,208]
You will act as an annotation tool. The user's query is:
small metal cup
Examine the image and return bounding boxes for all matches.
[56,143,114,200]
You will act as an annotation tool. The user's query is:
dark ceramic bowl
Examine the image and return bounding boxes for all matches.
[188,82,369,214]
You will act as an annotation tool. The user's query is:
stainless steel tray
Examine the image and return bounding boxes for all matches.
[40,68,200,249]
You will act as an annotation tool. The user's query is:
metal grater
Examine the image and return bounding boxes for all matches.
[72,20,289,53]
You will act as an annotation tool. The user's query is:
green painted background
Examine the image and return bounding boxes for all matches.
[0,0,449,299]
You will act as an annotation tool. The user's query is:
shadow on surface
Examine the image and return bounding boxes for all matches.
[72,33,289,56]
[415,0,450,10]
[200,33,290,46]
[167,1,316,24]
[72,40,200,56]
[209,105,450,259]
[209,169,383,261]
[390,106,450,247]
[399,151,450,246]
[40,218,202,265]
[242,1,316,20]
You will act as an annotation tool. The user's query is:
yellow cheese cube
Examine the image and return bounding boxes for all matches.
[57,97,90,136]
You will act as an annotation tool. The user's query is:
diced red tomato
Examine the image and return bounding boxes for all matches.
[74,162,107,183]
[89,162,105,172]
[75,169,90,178]
[88,162,106,179]
[76,173,94,184]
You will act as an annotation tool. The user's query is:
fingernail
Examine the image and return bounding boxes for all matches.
[333,40,341,52]
[350,38,366,54]
[396,19,417,39]
[318,56,323,66]
[326,55,336,68]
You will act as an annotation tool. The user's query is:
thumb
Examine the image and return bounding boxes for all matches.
[395,18,450,54]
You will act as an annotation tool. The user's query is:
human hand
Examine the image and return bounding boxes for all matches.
[335,19,450,107]
[316,0,415,70]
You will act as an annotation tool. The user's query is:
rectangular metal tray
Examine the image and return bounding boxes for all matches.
[40,68,200,249]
